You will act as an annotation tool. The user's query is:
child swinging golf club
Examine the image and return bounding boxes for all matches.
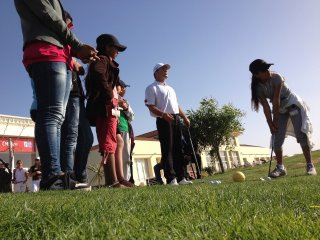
[249,59,317,177]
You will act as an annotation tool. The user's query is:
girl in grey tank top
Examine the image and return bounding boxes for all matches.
[249,59,316,178]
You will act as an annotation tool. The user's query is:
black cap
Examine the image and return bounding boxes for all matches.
[96,34,127,52]
[249,59,273,74]
[117,80,130,88]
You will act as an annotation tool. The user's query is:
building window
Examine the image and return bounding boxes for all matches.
[230,151,240,168]
[219,151,228,170]
[205,154,214,167]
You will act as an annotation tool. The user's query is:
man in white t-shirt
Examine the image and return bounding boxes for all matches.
[13,160,28,193]
[145,63,192,186]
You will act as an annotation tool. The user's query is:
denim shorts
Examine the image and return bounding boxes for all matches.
[274,105,308,151]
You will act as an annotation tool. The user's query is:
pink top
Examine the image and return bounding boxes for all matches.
[23,41,74,70]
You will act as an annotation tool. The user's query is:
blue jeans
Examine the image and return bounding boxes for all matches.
[74,98,93,181]
[27,62,72,179]
[60,96,80,173]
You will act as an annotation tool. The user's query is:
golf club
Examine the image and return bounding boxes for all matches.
[187,128,201,179]
[260,135,274,181]
[268,134,275,177]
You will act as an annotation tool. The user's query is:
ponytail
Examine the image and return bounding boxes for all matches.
[251,75,260,111]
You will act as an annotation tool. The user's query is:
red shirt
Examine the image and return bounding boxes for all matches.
[23,41,74,70]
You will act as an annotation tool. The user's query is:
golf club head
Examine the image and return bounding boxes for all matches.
[260,176,272,181]
[210,180,222,184]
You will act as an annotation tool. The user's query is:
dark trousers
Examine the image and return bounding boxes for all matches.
[74,98,94,181]
[156,116,186,183]
[153,162,164,184]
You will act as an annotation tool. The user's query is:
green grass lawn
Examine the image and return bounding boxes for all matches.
[1,151,320,240]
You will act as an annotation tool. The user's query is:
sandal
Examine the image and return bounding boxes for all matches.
[107,182,127,188]
[119,179,135,187]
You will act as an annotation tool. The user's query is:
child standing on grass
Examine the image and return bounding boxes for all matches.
[116,80,135,182]
[85,34,128,188]
[249,59,317,177]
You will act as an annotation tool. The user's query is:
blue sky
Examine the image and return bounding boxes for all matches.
[1,1,320,156]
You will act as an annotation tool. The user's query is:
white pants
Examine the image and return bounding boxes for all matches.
[120,131,131,180]
[14,182,26,193]
[32,179,41,192]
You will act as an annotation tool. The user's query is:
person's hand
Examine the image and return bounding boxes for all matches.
[36,171,41,174]
[118,99,128,110]
[162,112,174,123]
[73,61,85,75]
[77,44,99,62]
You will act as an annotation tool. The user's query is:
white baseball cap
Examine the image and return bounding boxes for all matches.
[153,63,171,74]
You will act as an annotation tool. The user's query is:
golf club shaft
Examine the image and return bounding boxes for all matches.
[187,128,201,178]
[268,135,275,176]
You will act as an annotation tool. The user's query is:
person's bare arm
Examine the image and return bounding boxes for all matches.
[146,105,174,122]
[271,81,282,130]
[260,97,276,134]
[179,106,190,128]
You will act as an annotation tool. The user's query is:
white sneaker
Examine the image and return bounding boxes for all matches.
[178,178,193,185]
[71,182,92,191]
[169,178,179,186]
[307,164,317,176]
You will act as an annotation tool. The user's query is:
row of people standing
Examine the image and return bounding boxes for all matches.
[14,0,98,190]
[2,159,41,193]
[0,158,41,193]
[14,0,316,191]
[84,34,195,186]
[15,0,135,190]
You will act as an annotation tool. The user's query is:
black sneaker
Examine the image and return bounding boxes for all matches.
[40,174,65,190]
[269,165,287,178]
[66,172,91,191]
[76,176,88,184]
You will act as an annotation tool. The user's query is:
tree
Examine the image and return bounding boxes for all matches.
[187,97,245,173]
